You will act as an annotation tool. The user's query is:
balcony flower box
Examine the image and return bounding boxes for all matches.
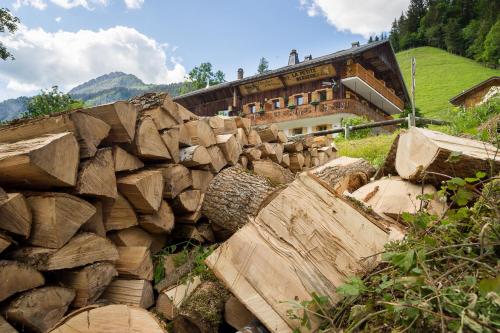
[287,103,296,110]
[310,100,320,106]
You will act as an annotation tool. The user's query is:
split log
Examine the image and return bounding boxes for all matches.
[243,147,262,161]
[76,148,117,199]
[161,128,180,163]
[236,128,248,146]
[289,153,305,172]
[127,117,171,160]
[207,116,225,133]
[176,103,199,122]
[224,296,257,331]
[112,146,144,172]
[178,123,192,147]
[173,281,229,333]
[310,157,376,194]
[234,117,251,134]
[247,130,262,145]
[48,304,167,333]
[155,250,198,292]
[0,233,13,254]
[0,132,79,188]
[58,262,117,308]
[9,233,119,271]
[318,146,334,158]
[26,192,96,248]
[256,142,275,159]
[0,193,32,238]
[254,124,278,142]
[69,112,111,158]
[176,194,204,224]
[251,160,294,185]
[277,131,288,143]
[82,101,137,143]
[156,276,201,320]
[395,127,500,182]
[284,141,303,153]
[142,107,178,130]
[0,260,45,302]
[173,190,202,213]
[269,143,283,164]
[191,170,214,193]
[281,153,290,168]
[117,170,164,213]
[80,201,106,237]
[238,155,249,169]
[108,227,155,250]
[318,151,328,165]
[222,117,238,134]
[102,279,154,309]
[303,150,311,168]
[216,134,242,165]
[180,145,211,167]
[202,167,282,233]
[184,120,216,147]
[102,194,138,231]
[138,200,175,234]
[115,246,153,280]
[155,164,192,199]
[206,145,228,173]
[0,315,17,333]
[4,286,75,333]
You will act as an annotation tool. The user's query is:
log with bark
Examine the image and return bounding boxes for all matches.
[117,170,164,213]
[0,260,45,302]
[102,279,154,309]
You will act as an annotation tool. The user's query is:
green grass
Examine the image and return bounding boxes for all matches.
[336,132,399,168]
[396,47,500,119]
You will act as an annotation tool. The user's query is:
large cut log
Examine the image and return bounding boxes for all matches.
[117,170,164,213]
[82,101,137,143]
[395,127,500,182]
[180,145,211,167]
[75,148,117,199]
[0,132,79,188]
[173,281,229,333]
[251,160,294,185]
[202,167,282,233]
[57,262,117,308]
[3,286,75,333]
[80,201,106,237]
[0,260,45,302]
[138,200,175,234]
[310,156,376,194]
[184,120,216,147]
[9,233,119,271]
[112,146,144,172]
[254,124,278,142]
[102,279,154,309]
[173,190,202,213]
[156,276,202,320]
[0,315,17,333]
[48,304,167,333]
[247,130,262,145]
[102,194,138,231]
[26,192,96,249]
[155,164,192,199]
[161,128,180,163]
[206,145,228,173]
[126,117,171,160]
[224,296,258,331]
[115,246,153,280]
[217,134,242,165]
[142,106,178,130]
[191,170,214,193]
[0,193,32,238]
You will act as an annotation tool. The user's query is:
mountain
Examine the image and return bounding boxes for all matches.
[396,47,500,119]
[0,72,183,122]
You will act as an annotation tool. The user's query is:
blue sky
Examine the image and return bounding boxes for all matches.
[0,0,410,101]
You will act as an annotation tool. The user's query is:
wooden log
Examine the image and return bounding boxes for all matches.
[180,145,211,167]
[277,131,288,143]
[0,315,17,333]
[161,128,180,163]
[112,146,144,172]
[80,201,106,237]
[236,127,248,146]
[202,167,282,233]
[284,141,303,153]
[82,101,137,143]
[116,246,153,280]
[48,304,167,333]
[26,192,96,249]
[176,103,199,122]
[216,134,242,166]
[108,227,155,249]
[127,117,171,161]
[102,194,138,231]
[303,150,311,168]
[176,194,204,224]
[238,155,249,169]
[251,160,294,185]
[310,147,318,157]
[172,190,202,213]
[256,142,275,159]
[206,145,227,173]
[281,153,290,168]
[0,232,13,254]
[58,262,117,308]
[197,223,215,243]
[178,123,192,147]
[0,111,110,159]
[4,287,75,333]
[254,124,278,142]
[318,151,327,165]
[207,116,225,132]
[184,120,216,147]
[138,200,175,234]
[234,117,251,135]
[102,279,154,309]
[0,260,45,302]
[173,281,229,333]
[269,143,283,164]
[247,129,262,145]
[156,276,202,320]
[9,233,119,271]
[117,170,164,213]
[142,107,178,130]
[0,132,79,188]
[395,127,500,182]
[76,148,117,199]
[289,153,305,172]
[191,170,214,193]
[224,296,258,331]
[171,224,205,243]
[155,164,192,199]
[0,193,32,238]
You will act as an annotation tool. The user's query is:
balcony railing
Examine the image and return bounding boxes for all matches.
[244,99,389,125]
[346,63,405,110]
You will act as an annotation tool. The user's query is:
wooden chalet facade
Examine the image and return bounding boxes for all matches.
[450,76,500,108]
[174,40,410,136]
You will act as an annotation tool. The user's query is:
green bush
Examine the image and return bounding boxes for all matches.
[339,116,372,140]
[24,86,84,118]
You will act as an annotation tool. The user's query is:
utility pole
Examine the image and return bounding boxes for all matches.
[411,57,416,127]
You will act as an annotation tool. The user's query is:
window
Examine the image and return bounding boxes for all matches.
[292,127,304,135]
[218,110,229,117]
[273,99,281,109]
[319,90,327,102]
[295,95,304,106]
[248,104,256,113]
[315,124,328,132]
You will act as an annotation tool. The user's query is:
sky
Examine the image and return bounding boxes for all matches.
[0,0,410,101]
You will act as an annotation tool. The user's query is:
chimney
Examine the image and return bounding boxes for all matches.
[288,49,300,66]
[351,41,360,48]
[304,54,312,61]
[237,68,244,80]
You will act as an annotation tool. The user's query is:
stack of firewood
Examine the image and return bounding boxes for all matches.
[0,92,338,333]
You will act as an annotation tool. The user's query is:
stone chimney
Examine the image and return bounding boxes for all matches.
[237,68,244,80]
[351,41,360,48]
[304,54,312,61]
[288,49,300,66]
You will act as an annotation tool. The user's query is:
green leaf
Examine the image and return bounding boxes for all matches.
[478,276,500,296]
[475,171,486,179]
[452,188,474,206]
[446,151,462,163]
[465,177,479,183]
[391,250,415,272]
[449,177,466,186]
[336,277,366,296]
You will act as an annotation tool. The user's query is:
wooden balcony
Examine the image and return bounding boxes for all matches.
[244,99,389,126]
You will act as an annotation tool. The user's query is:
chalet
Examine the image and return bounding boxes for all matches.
[450,76,500,108]
[174,40,410,136]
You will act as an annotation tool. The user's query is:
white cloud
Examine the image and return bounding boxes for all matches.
[0,25,186,99]
[12,0,47,10]
[13,0,143,10]
[300,0,410,38]
[124,0,144,9]
[49,0,107,10]
[55,16,62,22]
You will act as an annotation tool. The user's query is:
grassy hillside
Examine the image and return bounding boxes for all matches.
[396,47,499,119]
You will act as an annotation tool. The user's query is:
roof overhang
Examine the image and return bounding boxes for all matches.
[341,77,402,115]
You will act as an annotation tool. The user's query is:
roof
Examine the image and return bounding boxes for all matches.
[174,40,410,103]
[449,76,500,105]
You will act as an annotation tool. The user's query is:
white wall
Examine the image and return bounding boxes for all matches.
[276,113,357,136]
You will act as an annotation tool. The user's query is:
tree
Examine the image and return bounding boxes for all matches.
[444,18,463,55]
[368,36,374,43]
[0,8,20,60]
[257,57,269,74]
[482,20,500,67]
[24,86,85,118]
[180,63,225,94]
